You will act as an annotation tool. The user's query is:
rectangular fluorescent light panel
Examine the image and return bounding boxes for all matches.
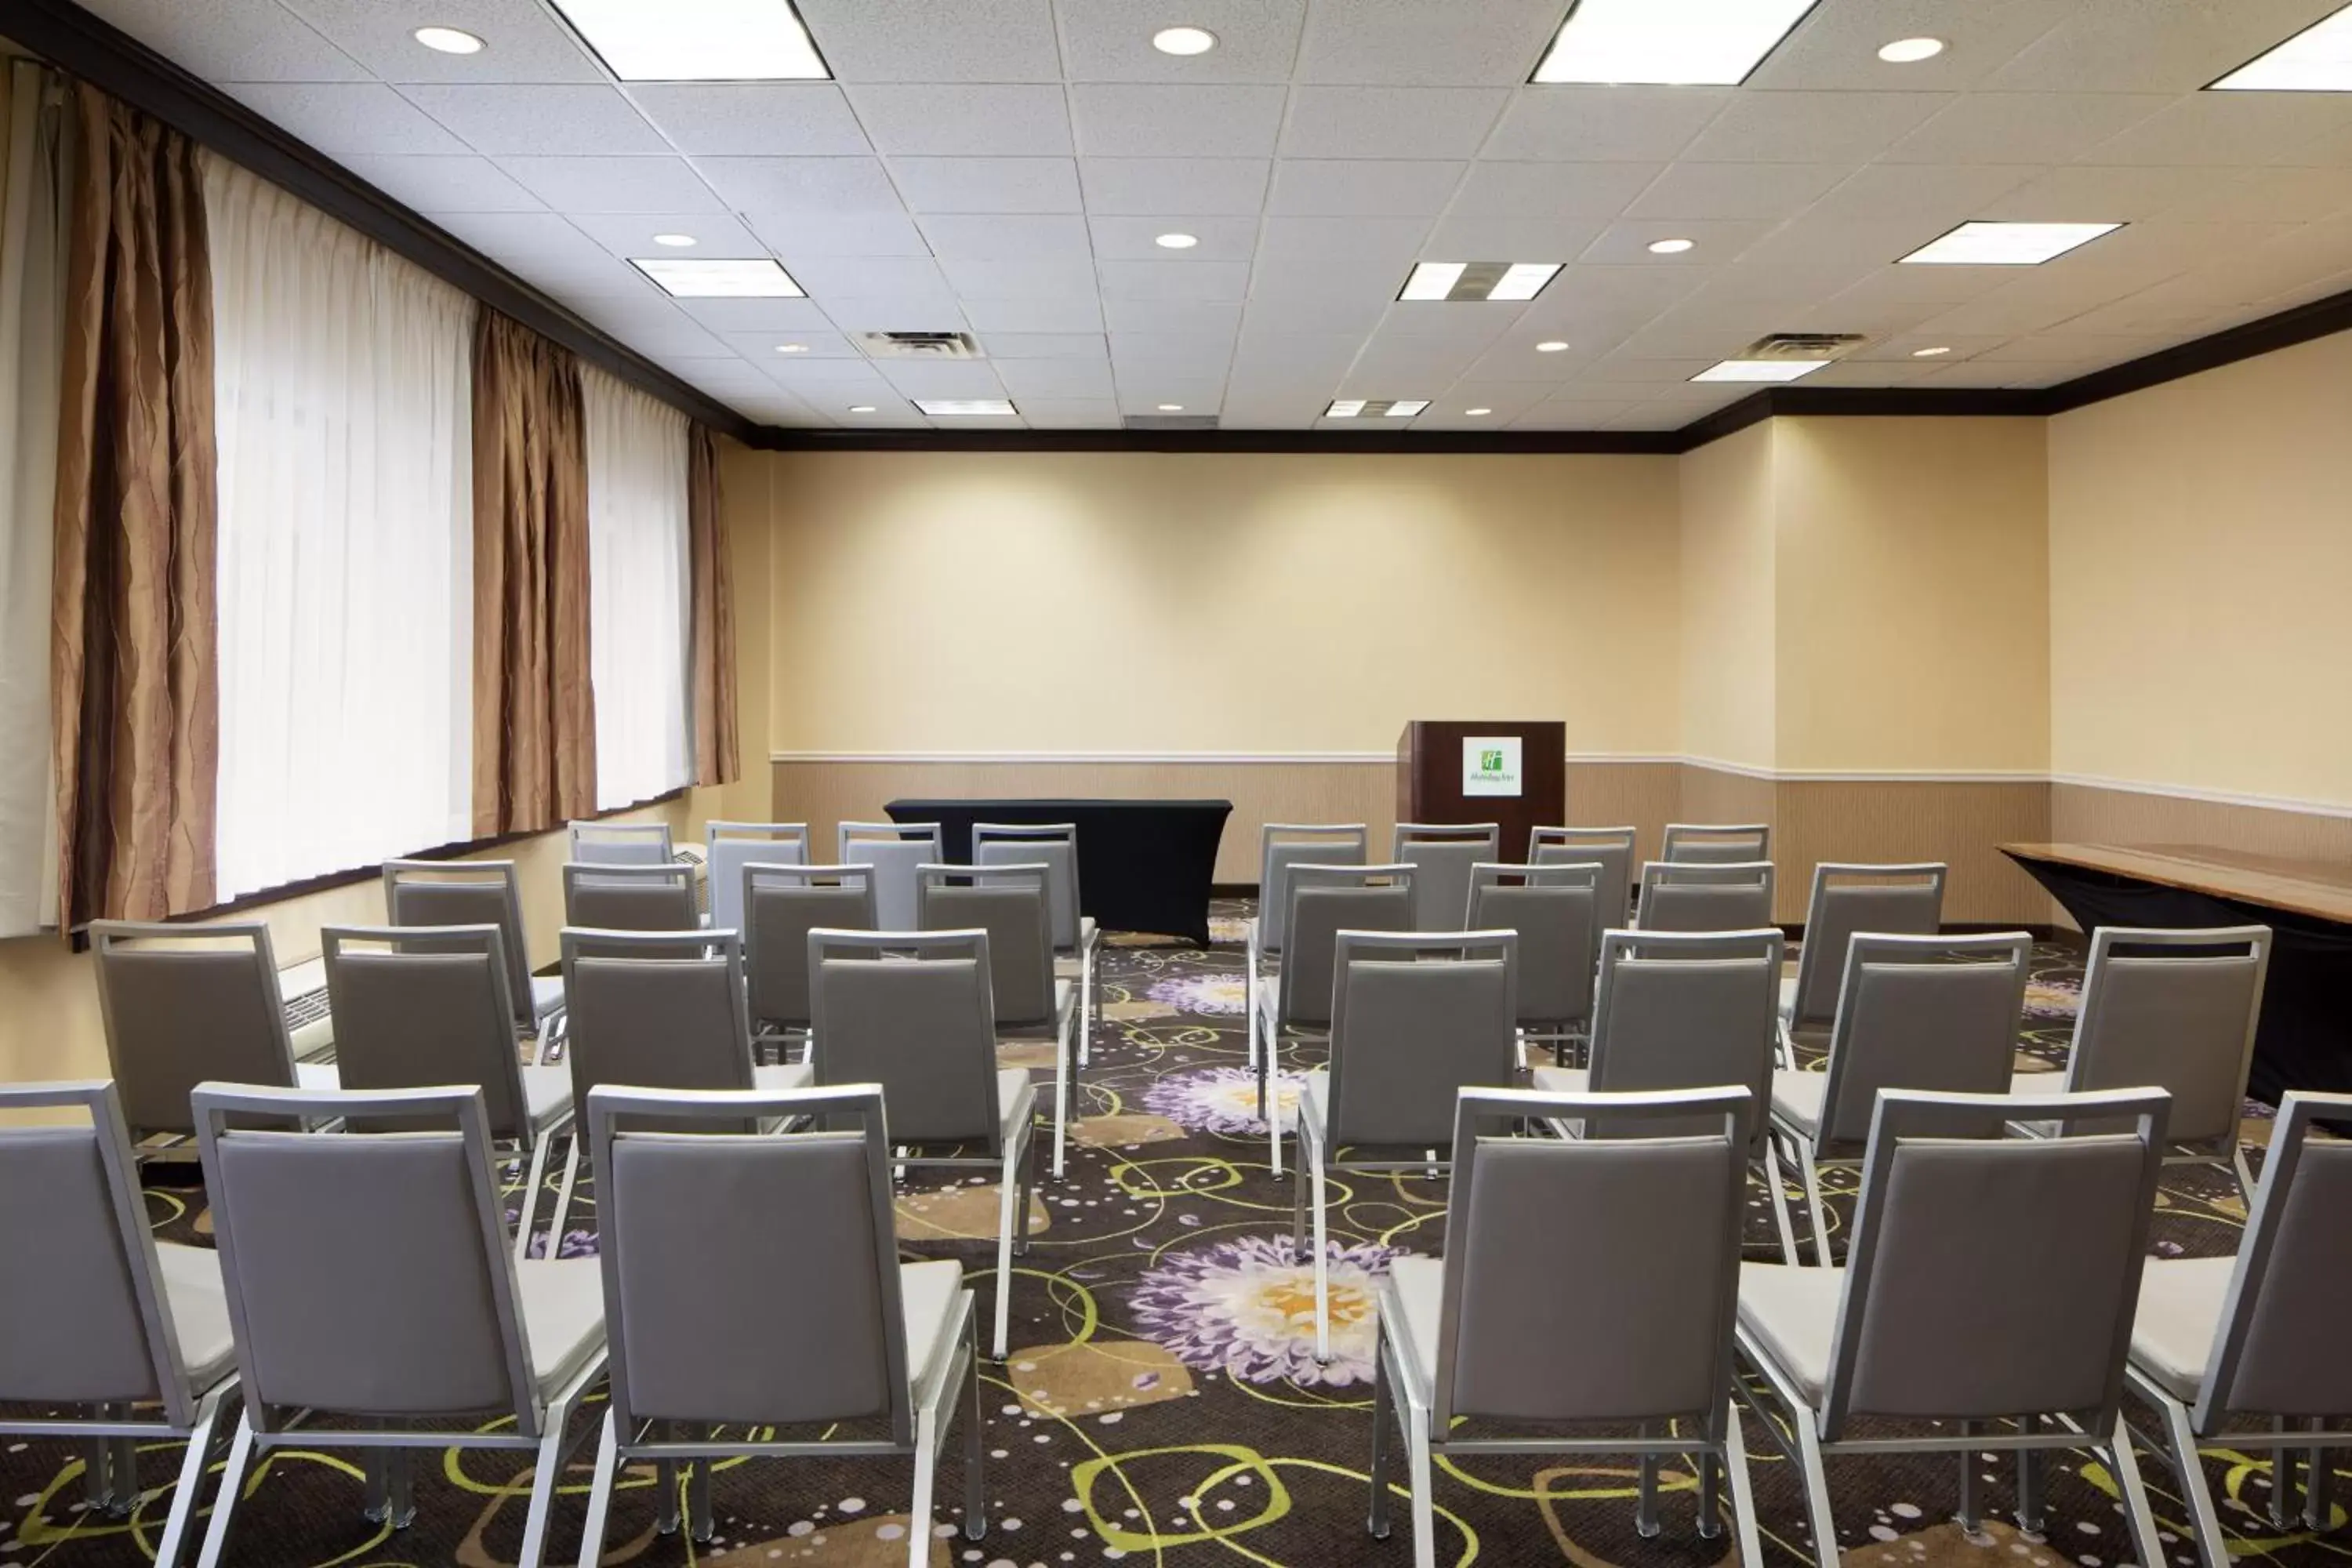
[551,0,829,81]
[916,399,1017,416]
[1398,261,1563,303]
[632,257,804,296]
[1691,359,1828,383]
[1534,0,1822,85]
[1325,398,1428,417]
[2212,5,2352,90]
[1899,221,2121,265]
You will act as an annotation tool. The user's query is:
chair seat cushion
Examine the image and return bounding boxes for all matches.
[753,1062,815,1092]
[1528,1065,1590,1095]
[1737,1261,1844,1408]
[901,1259,965,1399]
[997,1068,1038,1143]
[1769,1070,1828,1138]
[531,975,565,1022]
[1777,973,1798,1020]
[1298,1069,1330,1142]
[2130,1256,2234,1404]
[1385,1254,1444,1403]
[294,1060,340,1092]
[516,1257,607,1398]
[154,1242,238,1392]
[521,1065,573,1131]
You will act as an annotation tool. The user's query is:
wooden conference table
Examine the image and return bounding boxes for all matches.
[2002,841,2352,1105]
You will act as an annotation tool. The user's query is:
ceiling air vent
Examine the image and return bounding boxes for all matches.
[858,331,982,359]
[1123,413,1220,431]
[1738,332,1868,362]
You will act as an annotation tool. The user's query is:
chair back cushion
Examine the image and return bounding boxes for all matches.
[329,949,524,1137]
[1819,960,2020,1151]
[1590,956,1775,1145]
[1396,836,1490,931]
[2072,953,2261,1148]
[1640,875,1772,935]
[708,833,805,935]
[1327,958,1513,1146]
[746,880,875,1031]
[567,956,754,1127]
[1470,881,1598,1028]
[813,957,999,1146]
[2223,1142,2352,1415]
[389,876,534,1024]
[844,838,932,931]
[1277,883,1412,1029]
[100,946,289,1134]
[1259,836,1365,952]
[0,1128,164,1404]
[978,835,1080,951]
[1792,881,1943,1027]
[922,880,1054,1025]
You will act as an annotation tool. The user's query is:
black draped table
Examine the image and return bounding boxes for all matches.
[2003,842,2352,1105]
[886,799,1232,946]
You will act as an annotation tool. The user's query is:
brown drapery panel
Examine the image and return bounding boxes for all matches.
[50,84,218,928]
[470,309,594,836]
[686,423,737,786]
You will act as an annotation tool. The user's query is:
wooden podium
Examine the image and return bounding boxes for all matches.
[1396,720,1565,862]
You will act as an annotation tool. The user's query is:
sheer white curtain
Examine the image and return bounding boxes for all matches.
[583,366,691,809]
[206,158,474,899]
[0,61,70,935]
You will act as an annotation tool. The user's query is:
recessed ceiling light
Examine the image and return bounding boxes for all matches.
[1692,359,1830,383]
[1911,345,1953,358]
[631,257,805,297]
[1465,407,1493,416]
[1534,0,1821,85]
[1152,25,1218,56]
[548,0,828,81]
[1155,232,1199,249]
[413,25,485,54]
[1878,36,1945,63]
[1646,238,1695,254]
[652,232,697,247]
[916,398,1017,417]
[1152,403,1182,412]
[848,405,877,413]
[1899,220,2122,266]
[775,343,810,354]
[1535,340,1570,353]
[2213,6,2352,90]
[1324,398,1428,418]
[1399,260,1563,303]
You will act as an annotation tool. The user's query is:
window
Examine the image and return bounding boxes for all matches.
[583,366,692,809]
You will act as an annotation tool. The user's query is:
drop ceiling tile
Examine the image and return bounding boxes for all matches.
[73,0,367,83]
[1214,397,1321,429]
[936,256,1103,299]
[1240,292,1392,336]
[1258,215,1434,267]
[226,84,471,156]
[815,296,971,332]
[1578,221,1776,266]
[795,0,1063,82]
[1247,251,1413,307]
[625,85,873,157]
[282,0,604,82]
[677,361,798,397]
[1513,263,1713,332]
[495,156,727,213]
[1849,333,2013,362]
[1345,335,1488,383]
[724,329,862,359]
[918,215,1095,260]
[1822,263,2020,322]
[1746,0,2076,91]
[1232,333,1365,380]
[1104,299,1245,336]
[1448,162,1663,219]
[755,358,896,394]
[401,85,670,156]
[1798,358,1946,387]
[993,358,1117,397]
[340,155,545,215]
[1280,87,1512,160]
[1409,381,1555,420]
[603,320,735,359]
[677,298,837,332]
[787,254,956,297]
[1108,332,1239,368]
[2088,93,2352,168]
[1077,159,1272,215]
[1624,162,1852,222]
[1581,354,1726,385]
[877,360,1010,398]
[1683,92,1948,165]
[1485,89,1732,162]
[1054,0,1307,82]
[1418,215,1609,261]
[1513,401,1650,430]
[1267,160,1465,216]
[1601,401,1722,430]
[1096,260,1253,302]
[887,158,1083,214]
[1373,301,1525,345]
[431,211,615,269]
[1909,359,2047,387]
[1017,398,1125,427]
[1295,0,1573,85]
[1806,162,2043,222]
[845,85,1075,157]
[1981,0,2345,93]
[567,212,769,258]
[961,296,1108,333]
[1088,215,1261,260]
[728,391,826,425]
[1907,285,2109,339]
[1976,164,2214,222]
[1114,379,1227,413]
[1727,218,1957,285]
[697,158,906,215]
[1878,93,2172,166]
[1976,332,2165,362]
[2157,165,2352,224]
[982,334,1109,358]
[1069,85,1290,158]
[751,214,932,257]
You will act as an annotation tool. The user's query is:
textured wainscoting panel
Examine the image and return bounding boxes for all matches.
[1777,779,2052,924]
[2051,784,2352,866]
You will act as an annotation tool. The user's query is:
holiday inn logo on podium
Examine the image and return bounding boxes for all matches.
[1461,735,1523,797]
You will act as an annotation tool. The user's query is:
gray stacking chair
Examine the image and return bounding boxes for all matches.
[1370,1086,1763,1568]
[1532,926,1799,1265]
[1664,822,1771,865]
[383,858,567,1048]
[321,924,576,1263]
[743,862,877,1049]
[703,820,808,936]
[1782,863,1947,1056]
[567,818,673,865]
[2126,1090,2352,1568]
[1736,1087,2172,1565]
[918,862,1078,1178]
[1769,931,2032,1265]
[1293,931,1516,1363]
[808,929,1038,1359]
[839,820,942,931]
[1638,859,1777,935]
[2029,925,2270,1197]
[1531,825,1637,929]
[1243,823,1368,1071]
[1468,861,1602,1065]
[1252,862,1416,1176]
[0,1080,240,1568]
[974,822,1101,1069]
[561,860,699,953]
[89,921,338,1160]
[576,1084,984,1568]
[188,1083,608,1568]
[552,928,814,1241]
[1391,822,1499,930]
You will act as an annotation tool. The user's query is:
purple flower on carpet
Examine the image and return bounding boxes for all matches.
[2022,978,2082,1019]
[1141,1067,1298,1134]
[1130,1234,1410,1388]
[1145,973,1249,1016]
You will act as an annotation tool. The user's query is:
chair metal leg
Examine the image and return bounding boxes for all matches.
[1244,938,1260,1070]
[655,1445,681,1535]
[2307,1421,2336,1534]
[153,1388,228,1568]
[2106,1413,2167,1568]
[963,1320,987,1541]
[1724,1403,1766,1568]
[1051,1012,1073,1179]
[1789,1403,1841,1567]
[81,1435,112,1512]
[1697,1446,1723,1541]
[514,1131,553,1265]
[105,1415,139,1518]
[1760,1145,1800,1267]
[1404,1395,1438,1568]
[1367,1335,1394,1540]
[1015,1131,1036,1258]
[1635,1423,1662,1539]
[688,1450,714,1544]
[1289,1133,1308,1264]
[193,1412,256,1568]
[2152,1394,2231,1568]
[386,1444,416,1530]
[577,1410,619,1568]
[2016,1417,2047,1536]
[518,1413,570,1568]
[1310,1139,1332,1366]
[362,1450,391,1522]
[1800,1148,1834,1268]
[546,1134,583,1259]
[1078,942,1094,1069]
[2233,1149,2258,1203]
[1267,1039,1285,1178]
[993,1145,1019,1361]
[909,1400,940,1568]
[2272,1443,2303,1532]
[1956,1420,1982,1534]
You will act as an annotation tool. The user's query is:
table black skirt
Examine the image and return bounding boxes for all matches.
[884,799,1232,946]
[2006,851,2352,1107]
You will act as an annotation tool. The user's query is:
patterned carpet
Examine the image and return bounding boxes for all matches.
[2,903,2335,1568]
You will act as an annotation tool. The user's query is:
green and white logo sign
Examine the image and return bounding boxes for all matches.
[1462,735,1523,798]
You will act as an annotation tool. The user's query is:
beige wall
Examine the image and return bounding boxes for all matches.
[1675,422,1777,771]
[2049,330,2352,812]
